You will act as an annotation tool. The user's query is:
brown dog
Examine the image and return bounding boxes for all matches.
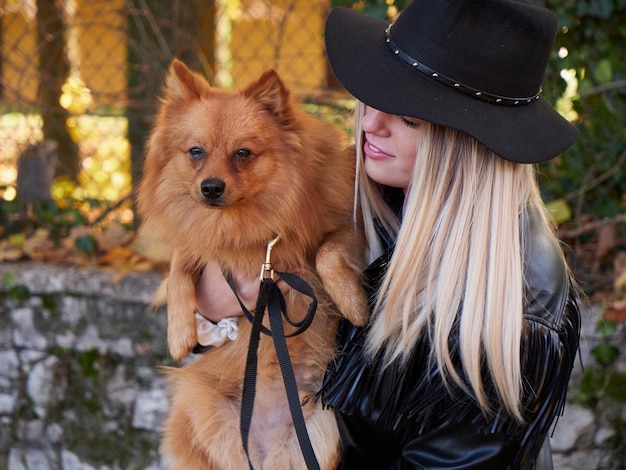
[136,59,368,469]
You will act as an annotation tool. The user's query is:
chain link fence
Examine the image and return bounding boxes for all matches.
[0,0,354,219]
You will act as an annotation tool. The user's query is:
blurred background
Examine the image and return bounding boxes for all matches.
[0,0,624,299]
[0,0,343,226]
[0,0,625,467]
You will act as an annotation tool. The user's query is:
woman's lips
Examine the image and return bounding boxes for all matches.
[364,140,394,160]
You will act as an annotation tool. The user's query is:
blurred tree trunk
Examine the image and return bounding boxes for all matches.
[322,1,341,89]
[0,18,4,100]
[127,0,216,223]
[36,0,80,181]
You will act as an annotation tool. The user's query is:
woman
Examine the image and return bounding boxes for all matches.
[195,0,581,468]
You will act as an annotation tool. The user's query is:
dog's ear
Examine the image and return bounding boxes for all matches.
[242,70,294,125]
[164,59,210,101]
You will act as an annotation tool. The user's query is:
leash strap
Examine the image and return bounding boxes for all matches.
[227,271,320,470]
[239,276,274,469]
[232,271,317,338]
[266,277,320,469]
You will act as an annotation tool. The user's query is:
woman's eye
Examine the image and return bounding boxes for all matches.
[234,148,251,160]
[400,116,421,129]
[188,146,205,159]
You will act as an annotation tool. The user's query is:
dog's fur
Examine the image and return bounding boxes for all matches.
[136,59,368,469]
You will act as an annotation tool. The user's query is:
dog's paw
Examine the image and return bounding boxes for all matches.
[168,330,198,362]
[316,239,369,327]
[167,308,198,362]
[331,284,369,327]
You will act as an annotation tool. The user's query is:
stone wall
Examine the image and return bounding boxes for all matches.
[0,262,624,470]
[0,263,168,470]
[551,304,626,470]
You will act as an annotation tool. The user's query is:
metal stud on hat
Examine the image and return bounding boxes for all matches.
[384,25,542,107]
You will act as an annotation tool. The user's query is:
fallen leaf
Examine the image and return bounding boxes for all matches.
[130,260,156,272]
[23,229,54,260]
[545,199,572,225]
[68,225,92,241]
[8,233,26,248]
[615,269,626,293]
[98,246,135,265]
[595,223,615,264]
[46,245,75,264]
[605,299,626,324]
[0,240,23,261]
[96,221,134,252]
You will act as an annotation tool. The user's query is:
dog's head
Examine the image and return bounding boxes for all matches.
[137,60,353,260]
[144,60,301,207]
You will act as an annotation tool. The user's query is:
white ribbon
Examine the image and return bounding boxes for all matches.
[195,312,239,348]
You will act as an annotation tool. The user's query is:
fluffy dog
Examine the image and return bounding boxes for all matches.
[136,59,368,469]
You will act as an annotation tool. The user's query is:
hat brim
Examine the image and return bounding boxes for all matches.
[325,7,579,163]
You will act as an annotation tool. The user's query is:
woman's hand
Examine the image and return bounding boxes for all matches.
[195,260,259,322]
[195,259,292,322]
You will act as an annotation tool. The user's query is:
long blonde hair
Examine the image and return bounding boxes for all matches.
[355,102,550,420]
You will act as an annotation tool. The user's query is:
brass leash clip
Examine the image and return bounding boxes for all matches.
[259,235,281,280]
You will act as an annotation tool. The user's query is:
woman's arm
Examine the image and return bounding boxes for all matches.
[195,260,292,320]
[194,260,255,321]
[194,261,291,350]
[192,261,252,350]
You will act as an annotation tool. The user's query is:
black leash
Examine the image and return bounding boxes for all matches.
[225,239,321,470]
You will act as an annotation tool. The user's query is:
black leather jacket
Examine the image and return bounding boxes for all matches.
[320,210,581,469]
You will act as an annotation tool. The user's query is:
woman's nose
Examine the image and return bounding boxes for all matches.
[362,106,391,135]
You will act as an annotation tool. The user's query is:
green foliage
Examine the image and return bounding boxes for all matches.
[545,199,573,224]
[606,373,626,403]
[0,197,88,241]
[75,233,98,256]
[78,349,101,378]
[578,367,605,406]
[2,271,15,288]
[41,294,58,312]
[577,316,625,408]
[538,0,626,220]
[608,416,626,470]
[8,283,30,301]
[593,319,620,367]
[2,271,30,300]
[578,366,626,407]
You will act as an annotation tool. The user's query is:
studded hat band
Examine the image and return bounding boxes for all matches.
[385,25,541,106]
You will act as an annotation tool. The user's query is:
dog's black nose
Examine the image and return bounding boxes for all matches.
[200,178,226,200]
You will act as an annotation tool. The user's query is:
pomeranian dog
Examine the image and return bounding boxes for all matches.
[136,59,368,469]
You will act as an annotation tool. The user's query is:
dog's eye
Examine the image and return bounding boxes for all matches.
[234,148,251,160]
[188,146,206,159]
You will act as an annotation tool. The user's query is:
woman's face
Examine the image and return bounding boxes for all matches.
[361,106,424,189]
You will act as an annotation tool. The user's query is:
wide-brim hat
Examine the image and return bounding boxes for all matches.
[325,0,579,163]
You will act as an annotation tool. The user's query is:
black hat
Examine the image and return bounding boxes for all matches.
[325,0,579,163]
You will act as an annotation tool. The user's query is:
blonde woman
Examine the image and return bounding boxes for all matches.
[195,0,581,467]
